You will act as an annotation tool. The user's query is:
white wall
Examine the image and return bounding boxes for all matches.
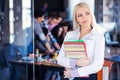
[68,0,95,20]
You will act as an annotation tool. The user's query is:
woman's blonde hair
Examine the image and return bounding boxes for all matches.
[72,2,100,31]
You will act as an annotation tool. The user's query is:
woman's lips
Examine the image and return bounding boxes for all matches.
[83,21,88,23]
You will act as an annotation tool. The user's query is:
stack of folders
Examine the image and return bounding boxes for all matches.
[64,40,89,77]
[64,40,87,58]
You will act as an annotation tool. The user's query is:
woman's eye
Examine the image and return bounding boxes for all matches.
[78,14,82,17]
[86,12,90,15]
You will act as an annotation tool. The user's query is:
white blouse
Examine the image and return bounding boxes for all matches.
[57,27,105,77]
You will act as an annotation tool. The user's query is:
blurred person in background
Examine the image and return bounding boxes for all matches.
[51,23,63,47]
[40,13,61,51]
[61,21,73,40]
[47,12,62,31]
[34,9,54,54]
[51,21,73,47]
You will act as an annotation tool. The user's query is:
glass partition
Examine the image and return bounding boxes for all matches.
[0,0,34,80]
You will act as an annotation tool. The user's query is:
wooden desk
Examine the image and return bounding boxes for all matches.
[9,59,64,80]
[9,59,64,70]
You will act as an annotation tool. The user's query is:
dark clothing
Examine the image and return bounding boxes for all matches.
[0,47,10,80]
[35,39,47,53]
[73,73,97,80]
[61,73,97,80]
[0,48,7,69]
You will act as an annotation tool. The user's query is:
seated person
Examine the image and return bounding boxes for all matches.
[51,21,73,47]
[41,17,61,51]
[51,23,63,47]
[41,27,55,57]
[34,9,54,54]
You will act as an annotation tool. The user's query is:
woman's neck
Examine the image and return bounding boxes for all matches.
[79,26,92,39]
[80,25,92,33]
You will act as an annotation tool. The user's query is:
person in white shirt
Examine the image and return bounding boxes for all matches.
[57,2,105,80]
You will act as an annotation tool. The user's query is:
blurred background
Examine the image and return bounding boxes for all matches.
[0,0,120,80]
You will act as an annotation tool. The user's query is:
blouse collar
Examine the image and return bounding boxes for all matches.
[75,27,96,40]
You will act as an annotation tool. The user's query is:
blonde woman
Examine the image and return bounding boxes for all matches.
[57,2,105,80]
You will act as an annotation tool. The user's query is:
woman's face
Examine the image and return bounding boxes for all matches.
[58,27,63,36]
[76,7,92,27]
[63,26,68,33]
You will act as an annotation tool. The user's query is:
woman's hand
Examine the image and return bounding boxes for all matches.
[64,68,72,78]
[46,49,55,54]
[48,49,54,53]
[76,57,90,67]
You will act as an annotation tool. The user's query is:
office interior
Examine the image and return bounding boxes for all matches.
[0,0,120,80]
